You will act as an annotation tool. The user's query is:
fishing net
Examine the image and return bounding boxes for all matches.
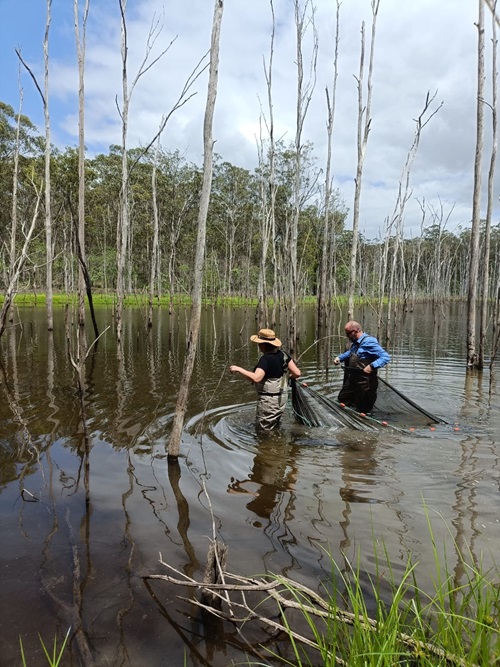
[291,368,446,432]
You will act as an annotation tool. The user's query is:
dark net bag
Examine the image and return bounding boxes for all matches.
[291,369,446,432]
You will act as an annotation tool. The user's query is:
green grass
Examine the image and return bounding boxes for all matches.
[243,509,500,666]
[19,627,71,667]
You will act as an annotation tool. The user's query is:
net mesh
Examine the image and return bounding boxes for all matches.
[291,370,446,432]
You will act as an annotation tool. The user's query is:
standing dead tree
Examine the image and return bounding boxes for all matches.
[43,0,54,332]
[115,3,173,342]
[380,92,442,347]
[0,177,43,337]
[287,0,318,354]
[467,0,485,368]
[74,0,95,335]
[7,73,23,325]
[347,0,380,322]
[167,0,224,459]
[15,0,54,331]
[317,0,340,335]
[255,0,278,329]
[479,0,498,368]
[148,137,161,329]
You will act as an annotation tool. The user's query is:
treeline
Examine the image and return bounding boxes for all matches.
[1,100,499,307]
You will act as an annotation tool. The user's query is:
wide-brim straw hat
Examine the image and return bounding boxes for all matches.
[250,328,282,347]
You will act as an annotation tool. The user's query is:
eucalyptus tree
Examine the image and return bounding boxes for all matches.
[210,161,257,296]
[348,0,380,322]
[467,0,485,367]
[153,149,201,311]
[85,148,122,289]
[168,0,224,459]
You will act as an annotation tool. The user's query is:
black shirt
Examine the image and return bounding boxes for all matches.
[255,350,288,379]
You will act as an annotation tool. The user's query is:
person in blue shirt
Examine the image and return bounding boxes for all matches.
[333,320,390,414]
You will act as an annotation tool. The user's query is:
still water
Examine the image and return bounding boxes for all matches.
[0,303,499,666]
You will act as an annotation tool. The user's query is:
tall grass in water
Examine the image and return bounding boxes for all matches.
[252,515,500,666]
[19,627,71,667]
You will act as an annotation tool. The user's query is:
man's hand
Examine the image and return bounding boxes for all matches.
[333,357,340,365]
[363,364,372,374]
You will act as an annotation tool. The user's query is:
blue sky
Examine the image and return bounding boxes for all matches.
[0,0,494,239]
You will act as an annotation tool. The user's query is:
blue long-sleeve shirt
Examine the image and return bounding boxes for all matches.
[338,333,390,370]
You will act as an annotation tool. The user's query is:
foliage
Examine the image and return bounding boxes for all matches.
[1,100,499,307]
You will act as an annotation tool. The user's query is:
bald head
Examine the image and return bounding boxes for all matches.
[344,320,363,341]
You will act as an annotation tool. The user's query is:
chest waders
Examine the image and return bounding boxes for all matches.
[254,355,290,430]
[338,350,378,414]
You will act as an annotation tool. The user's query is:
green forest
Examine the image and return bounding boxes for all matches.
[1,99,499,306]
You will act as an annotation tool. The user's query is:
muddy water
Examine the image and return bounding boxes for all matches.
[0,303,499,665]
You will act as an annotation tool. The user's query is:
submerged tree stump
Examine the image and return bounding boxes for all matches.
[200,539,228,608]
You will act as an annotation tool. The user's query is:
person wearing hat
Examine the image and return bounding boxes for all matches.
[230,328,301,430]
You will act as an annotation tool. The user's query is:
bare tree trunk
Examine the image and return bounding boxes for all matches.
[9,78,23,322]
[74,0,90,330]
[115,4,171,341]
[256,0,276,328]
[44,0,54,331]
[467,0,485,367]
[288,0,317,354]
[0,180,43,337]
[168,0,224,459]
[479,0,497,368]
[148,138,161,328]
[384,92,442,347]
[116,0,129,343]
[317,0,340,334]
[348,0,379,322]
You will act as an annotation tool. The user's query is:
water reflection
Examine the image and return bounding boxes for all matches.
[227,436,299,527]
[1,304,500,665]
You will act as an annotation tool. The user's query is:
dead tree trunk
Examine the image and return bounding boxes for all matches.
[348,0,379,322]
[168,0,224,459]
[148,138,161,329]
[317,0,340,335]
[8,80,23,322]
[0,180,43,337]
[467,0,485,367]
[43,0,54,332]
[288,0,317,354]
[479,0,497,368]
[116,5,170,341]
[384,92,442,347]
[255,0,276,328]
[74,0,91,331]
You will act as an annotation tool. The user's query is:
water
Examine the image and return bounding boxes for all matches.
[1,303,499,665]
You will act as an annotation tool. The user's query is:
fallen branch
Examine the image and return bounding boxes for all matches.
[145,557,477,667]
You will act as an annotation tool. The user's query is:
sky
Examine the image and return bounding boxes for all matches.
[0,0,496,239]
